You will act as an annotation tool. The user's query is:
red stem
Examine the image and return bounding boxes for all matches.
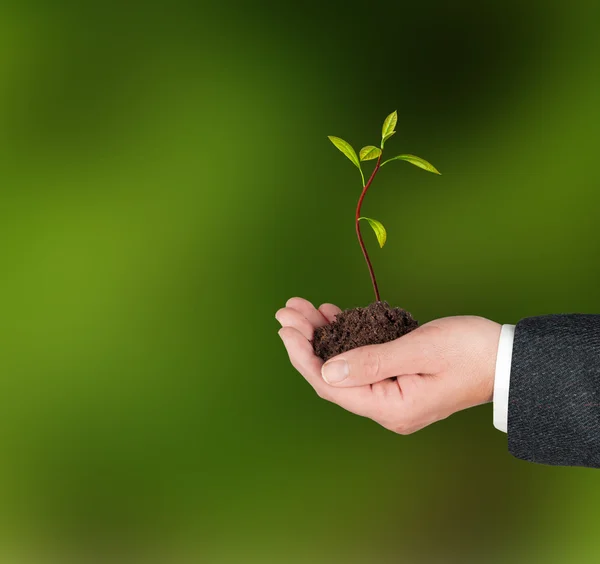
[356,154,383,302]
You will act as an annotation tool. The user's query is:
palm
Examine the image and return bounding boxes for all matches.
[277,297,418,430]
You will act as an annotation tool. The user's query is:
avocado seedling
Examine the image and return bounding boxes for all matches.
[312,111,441,361]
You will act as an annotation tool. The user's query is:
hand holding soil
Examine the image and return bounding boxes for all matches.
[277,298,501,434]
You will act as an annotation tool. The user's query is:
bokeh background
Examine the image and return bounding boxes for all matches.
[1,0,600,562]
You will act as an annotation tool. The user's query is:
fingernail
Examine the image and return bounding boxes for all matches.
[322,359,349,384]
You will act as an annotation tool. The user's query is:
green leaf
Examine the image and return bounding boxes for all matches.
[328,136,361,170]
[359,217,387,248]
[380,154,441,174]
[359,145,382,161]
[381,111,397,147]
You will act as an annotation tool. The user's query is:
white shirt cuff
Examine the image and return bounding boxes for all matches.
[493,324,515,433]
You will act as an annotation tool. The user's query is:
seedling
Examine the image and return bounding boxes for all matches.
[328,110,440,302]
[312,111,440,361]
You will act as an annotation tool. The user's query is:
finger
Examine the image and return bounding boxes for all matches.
[275,307,314,340]
[278,326,322,382]
[320,327,441,388]
[278,327,375,417]
[318,303,342,323]
[285,297,329,328]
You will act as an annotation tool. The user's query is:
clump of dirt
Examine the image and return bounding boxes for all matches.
[312,301,418,362]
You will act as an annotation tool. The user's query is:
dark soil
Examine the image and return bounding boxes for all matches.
[312,301,418,362]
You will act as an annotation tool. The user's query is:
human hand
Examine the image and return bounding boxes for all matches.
[276,297,501,434]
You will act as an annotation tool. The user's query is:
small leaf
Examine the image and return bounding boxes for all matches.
[381,111,398,146]
[359,217,387,248]
[328,136,361,170]
[359,146,382,161]
[381,154,441,174]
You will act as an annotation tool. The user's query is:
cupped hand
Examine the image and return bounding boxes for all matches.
[276,297,501,434]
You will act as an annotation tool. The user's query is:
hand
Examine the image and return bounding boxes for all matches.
[276,297,501,434]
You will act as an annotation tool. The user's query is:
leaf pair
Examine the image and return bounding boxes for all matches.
[379,110,440,174]
[328,110,398,169]
[326,139,383,187]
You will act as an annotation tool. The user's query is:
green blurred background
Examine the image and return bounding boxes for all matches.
[1,0,600,561]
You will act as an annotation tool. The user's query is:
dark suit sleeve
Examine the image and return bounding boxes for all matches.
[508,314,600,468]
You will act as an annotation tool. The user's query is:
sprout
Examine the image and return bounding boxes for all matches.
[328,111,441,301]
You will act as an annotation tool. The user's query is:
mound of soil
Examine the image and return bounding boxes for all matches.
[312,301,418,362]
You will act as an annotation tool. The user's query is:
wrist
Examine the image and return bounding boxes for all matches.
[469,318,501,407]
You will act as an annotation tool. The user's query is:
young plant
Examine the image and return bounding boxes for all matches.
[328,110,440,302]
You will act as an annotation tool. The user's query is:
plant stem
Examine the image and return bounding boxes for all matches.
[355,154,383,302]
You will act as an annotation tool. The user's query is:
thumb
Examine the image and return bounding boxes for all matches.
[320,329,437,387]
